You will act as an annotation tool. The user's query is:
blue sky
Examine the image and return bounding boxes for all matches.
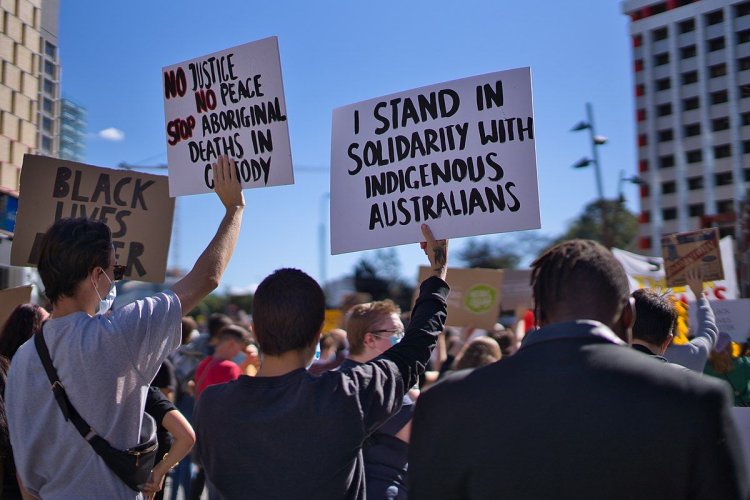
[59,0,637,290]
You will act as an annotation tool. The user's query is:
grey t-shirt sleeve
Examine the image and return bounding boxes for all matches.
[110,290,183,384]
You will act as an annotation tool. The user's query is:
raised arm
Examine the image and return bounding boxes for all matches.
[687,267,718,355]
[143,409,196,499]
[171,156,245,313]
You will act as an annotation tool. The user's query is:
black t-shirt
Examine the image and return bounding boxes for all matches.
[194,277,449,500]
[145,386,176,461]
[152,359,177,396]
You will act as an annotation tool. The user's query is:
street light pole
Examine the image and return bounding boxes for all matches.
[319,192,330,288]
[585,103,605,201]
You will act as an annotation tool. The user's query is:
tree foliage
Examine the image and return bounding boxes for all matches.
[556,199,638,250]
[353,249,415,311]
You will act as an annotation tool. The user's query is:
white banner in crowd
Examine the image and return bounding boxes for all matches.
[330,67,541,254]
[163,37,294,196]
[612,236,738,301]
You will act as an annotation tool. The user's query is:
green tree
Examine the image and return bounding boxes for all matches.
[353,249,415,311]
[458,238,522,269]
[557,199,638,249]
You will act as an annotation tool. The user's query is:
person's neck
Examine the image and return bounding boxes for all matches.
[632,339,662,356]
[256,350,309,377]
[50,295,96,319]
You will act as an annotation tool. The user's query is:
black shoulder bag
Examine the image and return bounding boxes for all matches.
[34,328,158,492]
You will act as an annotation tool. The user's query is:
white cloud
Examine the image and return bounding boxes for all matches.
[97,127,125,141]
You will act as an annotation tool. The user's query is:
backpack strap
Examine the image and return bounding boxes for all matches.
[34,327,99,442]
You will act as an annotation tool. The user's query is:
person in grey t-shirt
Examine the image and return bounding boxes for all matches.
[7,156,245,500]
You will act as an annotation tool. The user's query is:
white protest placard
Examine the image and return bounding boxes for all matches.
[163,37,293,196]
[688,299,750,342]
[330,68,540,254]
[612,236,738,301]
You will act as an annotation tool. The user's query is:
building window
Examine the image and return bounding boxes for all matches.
[715,172,733,185]
[657,129,673,142]
[682,71,698,84]
[717,200,734,213]
[641,184,650,198]
[739,57,750,71]
[41,136,52,152]
[743,113,750,126]
[43,79,55,95]
[43,98,53,113]
[44,41,56,59]
[709,63,726,78]
[736,1,750,17]
[655,77,671,91]
[707,37,725,52]
[684,123,701,136]
[633,34,642,47]
[42,117,52,133]
[714,144,731,158]
[639,236,652,251]
[44,60,55,77]
[711,90,728,105]
[639,160,649,172]
[639,134,648,147]
[662,181,676,194]
[686,150,703,163]
[659,155,675,168]
[705,10,724,26]
[712,117,730,131]
[738,29,750,44]
[663,207,678,220]
[684,96,700,110]
[654,52,670,66]
[746,168,750,181]
[636,84,645,96]
[640,211,651,224]
[652,27,668,41]
[679,19,695,33]
[657,103,672,116]
[635,59,643,72]
[744,140,750,153]
[680,45,696,59]
[689,204,704,217]
[688,176,704,190]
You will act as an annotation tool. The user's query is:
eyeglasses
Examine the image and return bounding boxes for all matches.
[113,265,126,281]
[371,329,405,340]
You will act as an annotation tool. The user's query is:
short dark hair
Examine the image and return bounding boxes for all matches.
[38,218,111,304]
[207,313,233,338]
[632,289,676,346]
[252,268,324,356]
[531,240,630,325]
[0,304,47,359]
[181,316,198,344]
[217,324,252,346]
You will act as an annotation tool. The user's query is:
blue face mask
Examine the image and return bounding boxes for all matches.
[93,270,117,315]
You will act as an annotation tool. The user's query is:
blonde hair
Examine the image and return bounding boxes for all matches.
[346,300,401,355]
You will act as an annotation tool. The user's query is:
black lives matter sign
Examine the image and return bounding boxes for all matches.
[11,155,174,283]
[330,68,540,254]
[163,37,294,196]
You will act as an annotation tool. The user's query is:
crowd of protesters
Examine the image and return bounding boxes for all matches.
[0,156,748,499]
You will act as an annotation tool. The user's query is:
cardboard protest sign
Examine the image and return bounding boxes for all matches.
[323,309,343,334]
[416,266,503,329]
[612,236,737,301]
[11,155,174,283]
[661,228,724,287]
[0,285,32,328]
[499,269,532,311]
[331,67,540,254]
[688,299,750,342]
[163,36,293,196]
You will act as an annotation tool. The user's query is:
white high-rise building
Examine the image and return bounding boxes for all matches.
[622,0,750,252]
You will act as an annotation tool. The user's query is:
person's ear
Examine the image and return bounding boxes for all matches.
[660,333,674,354]
[617,297,636,344]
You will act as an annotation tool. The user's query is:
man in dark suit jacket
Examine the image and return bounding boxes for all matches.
[409,239,747,500]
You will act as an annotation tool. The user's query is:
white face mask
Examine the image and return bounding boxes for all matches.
[93,269,117,315]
